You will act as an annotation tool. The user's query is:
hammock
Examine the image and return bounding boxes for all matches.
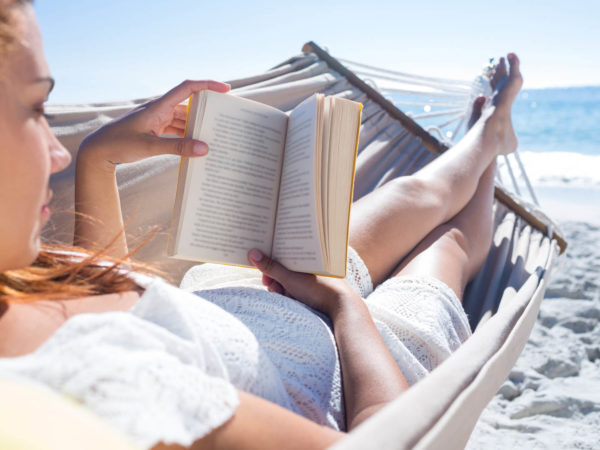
[38,42,566,449]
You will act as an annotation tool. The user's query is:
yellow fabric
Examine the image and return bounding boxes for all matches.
[0,377,137,450]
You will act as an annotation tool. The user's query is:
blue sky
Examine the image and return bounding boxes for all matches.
[36,0,600,103]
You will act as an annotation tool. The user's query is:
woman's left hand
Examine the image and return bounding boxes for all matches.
[248,249,360,318]
[248,247,410,427]
[77,79,230,171]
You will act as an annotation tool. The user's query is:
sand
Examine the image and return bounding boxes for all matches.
[467,220,600,449]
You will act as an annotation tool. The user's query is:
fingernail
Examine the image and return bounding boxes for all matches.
[193,142,208,156]
[249,249,263,263]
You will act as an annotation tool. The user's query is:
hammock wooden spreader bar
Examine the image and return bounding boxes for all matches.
[301,41,567,254]
[300,42,447,155]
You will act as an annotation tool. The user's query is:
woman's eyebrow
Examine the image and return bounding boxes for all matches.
[34,76,55,94]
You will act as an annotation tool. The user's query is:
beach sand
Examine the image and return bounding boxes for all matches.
[467,219,600,449]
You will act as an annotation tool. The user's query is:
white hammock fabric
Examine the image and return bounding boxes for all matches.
[41,43,565,449]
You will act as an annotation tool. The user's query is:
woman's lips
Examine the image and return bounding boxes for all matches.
[41,190,53,218]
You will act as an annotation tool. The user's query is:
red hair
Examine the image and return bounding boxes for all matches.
[0,0,29,50]
[0,244,158,302]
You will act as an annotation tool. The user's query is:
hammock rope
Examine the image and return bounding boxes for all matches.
[339,55,541,207]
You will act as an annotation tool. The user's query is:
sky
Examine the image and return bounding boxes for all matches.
[35,0,600,104]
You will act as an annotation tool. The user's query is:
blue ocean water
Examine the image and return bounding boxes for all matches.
[512,87,600,222]
[513,86,600,156]
[394,85,600,191]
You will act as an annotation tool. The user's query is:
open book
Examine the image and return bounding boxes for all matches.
[168,91,362,277]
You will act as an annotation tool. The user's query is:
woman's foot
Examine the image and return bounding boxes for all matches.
[483,53,522,155]
[467,96,486,129]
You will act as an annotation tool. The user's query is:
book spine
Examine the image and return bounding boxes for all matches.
[166,95,195,256]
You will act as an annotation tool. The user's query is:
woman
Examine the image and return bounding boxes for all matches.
[0,1,523,448]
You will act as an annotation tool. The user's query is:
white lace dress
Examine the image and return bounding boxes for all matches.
[0,248,471,449]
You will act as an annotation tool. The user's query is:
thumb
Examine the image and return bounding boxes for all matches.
[248,249,303,289]
[146,135,209,157]
[248,249,281,277]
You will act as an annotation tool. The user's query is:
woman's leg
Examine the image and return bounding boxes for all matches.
[391,160,496,300]
[350,54,522,286]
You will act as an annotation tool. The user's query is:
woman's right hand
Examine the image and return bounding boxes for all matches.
[78,79,230,172]
[247,249,361,318]
[73,79,229,257]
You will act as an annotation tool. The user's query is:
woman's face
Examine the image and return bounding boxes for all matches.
[0,4,71,271]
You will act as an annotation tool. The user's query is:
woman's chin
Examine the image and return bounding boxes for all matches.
[22,241,41,268]
[20,234,43,269]
[0,217,45,271]
[0,246,39,272]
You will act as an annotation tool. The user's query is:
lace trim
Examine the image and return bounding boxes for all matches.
[344,247,373,297]
[365,274,472,375]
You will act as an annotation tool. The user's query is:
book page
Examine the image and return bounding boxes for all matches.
[177,92,288,265]
[272,95,325,274]
[325,97,362,276]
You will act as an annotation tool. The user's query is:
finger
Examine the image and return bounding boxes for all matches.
[162,126,185,137]
[248,249,306,289]
[263,273,279,287]
[155,118,186,137]
[174,104,189,120]
[268,279,285,295]
[144,135,208,157]
[169,118,187,130]
[157,80,231,109]
[262,273,285,295]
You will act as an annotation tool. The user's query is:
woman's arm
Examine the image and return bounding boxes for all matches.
[74,80,230,257]
[74,150,126,257]
[153,391,342,450]
[247,249,408,430]
[327,292,409,428]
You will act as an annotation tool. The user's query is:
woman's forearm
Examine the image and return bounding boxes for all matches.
[330,294,409,430]
[74,149,128,258]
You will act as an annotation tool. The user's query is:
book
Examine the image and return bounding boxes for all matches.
[167,91,362,277]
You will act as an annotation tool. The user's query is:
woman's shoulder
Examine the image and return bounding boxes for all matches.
[0,290,141,358]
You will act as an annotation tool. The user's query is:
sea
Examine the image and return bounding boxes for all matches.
[512,86,600,223]
[513,86,600,186]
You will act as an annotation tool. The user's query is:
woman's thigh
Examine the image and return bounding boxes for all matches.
[390,225,471,301]
[349,176,446,287]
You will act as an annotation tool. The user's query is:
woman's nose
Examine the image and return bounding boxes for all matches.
[47,125,72,173]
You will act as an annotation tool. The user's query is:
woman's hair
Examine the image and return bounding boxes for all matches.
[0,244,153,302]
[1,0,152,303]
[0,0,29,60]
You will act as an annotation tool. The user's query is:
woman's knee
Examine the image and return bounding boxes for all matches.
[387,176,447,221]
[443,222,491,279]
